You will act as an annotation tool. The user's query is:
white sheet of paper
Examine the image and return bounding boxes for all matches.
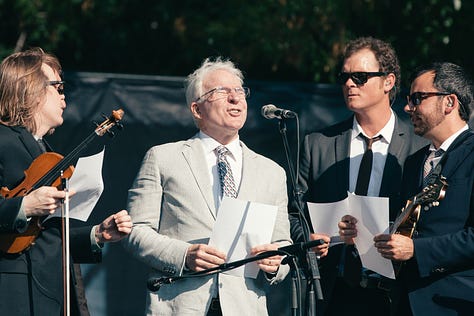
[307,193,395,279]
[348,193,395,279]
[208,197,278,279]
[307,199,348,246]
[46,148,105,222]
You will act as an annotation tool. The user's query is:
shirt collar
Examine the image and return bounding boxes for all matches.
[198,131,241,159]
[351,110,395,143]
[429,124,469,152]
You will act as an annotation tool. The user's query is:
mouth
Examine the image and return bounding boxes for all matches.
[410,115,421,124]
[228,108,242,115]
[346,91,359,98]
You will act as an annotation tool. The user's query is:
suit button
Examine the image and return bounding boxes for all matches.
[412,230,418,237]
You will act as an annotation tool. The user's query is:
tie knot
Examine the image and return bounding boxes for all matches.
[426,148,444,160]
[215,145,230,158]
[360,134,382,150]
[434,148,444,157]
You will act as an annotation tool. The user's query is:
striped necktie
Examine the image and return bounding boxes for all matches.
[423,149,444,187]
[215,145,238,198]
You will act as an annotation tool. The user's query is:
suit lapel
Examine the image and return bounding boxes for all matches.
[335,120,351,192]
[182,136,216,218]
[441,130,474,178]
[379,116,408,196]
[236,143,256,201]
[11,126,42,159]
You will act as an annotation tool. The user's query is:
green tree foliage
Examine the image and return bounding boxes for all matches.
[1,0,473,86]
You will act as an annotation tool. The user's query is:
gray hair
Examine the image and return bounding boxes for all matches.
[184,57,244,106]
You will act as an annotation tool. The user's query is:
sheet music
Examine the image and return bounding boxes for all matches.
[208,197,278,278]
[45,148,105,222]
[308,192,395,279]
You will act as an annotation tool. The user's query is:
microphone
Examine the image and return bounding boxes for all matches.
[261,104,297,119]
[278,239,326,256]
[147,276,174,292]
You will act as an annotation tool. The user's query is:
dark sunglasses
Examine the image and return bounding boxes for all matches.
[407,91,451,107]
[336,72,388,85]
[47,80,65,95]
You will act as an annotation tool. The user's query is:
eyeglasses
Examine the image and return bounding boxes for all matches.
[47,80,65,95]
[406,91,451,109]
[195,86,250,102]
[336,72,388,85]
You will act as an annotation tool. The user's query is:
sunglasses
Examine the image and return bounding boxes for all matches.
[47,80,65,95]
[406,91,451,107]
[336,72,388,85]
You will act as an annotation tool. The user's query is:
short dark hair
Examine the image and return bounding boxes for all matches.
[410,62,473,121]
[342,37,401,102]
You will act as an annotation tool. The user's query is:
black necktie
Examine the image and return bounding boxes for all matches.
[37,138,47,153]
[354,134,382,196]
[342,134,383,286]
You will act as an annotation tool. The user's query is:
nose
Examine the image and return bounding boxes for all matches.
[227,91,241,103]
[404,103,413,113]
[344,77,357,87]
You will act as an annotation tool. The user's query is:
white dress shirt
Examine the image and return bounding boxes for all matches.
[198,131,242,212]
[428,124,469,169]
[349,111,395,196]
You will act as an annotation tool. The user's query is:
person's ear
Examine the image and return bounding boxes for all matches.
[383,73,395,93]
[191,102,201,118]
[445,95,456,115]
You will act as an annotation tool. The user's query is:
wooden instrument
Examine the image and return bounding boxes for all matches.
[390,175,448,275]
[390,176,448,237]
[0,109,124,254]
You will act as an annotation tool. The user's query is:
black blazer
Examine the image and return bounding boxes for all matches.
[0,124,100,315]
[399,129,474,315]
[290,114,427,310]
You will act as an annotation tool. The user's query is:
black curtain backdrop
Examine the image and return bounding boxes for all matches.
[47,71,412,316]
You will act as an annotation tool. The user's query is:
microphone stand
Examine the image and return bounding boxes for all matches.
[277,116,323,316]
[149,249,294,291]
[148,239,325,292]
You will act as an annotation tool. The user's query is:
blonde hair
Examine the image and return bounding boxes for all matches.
[0,47,61,133]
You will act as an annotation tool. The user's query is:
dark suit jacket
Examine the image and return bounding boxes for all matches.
[290,114,427,312]
[398,129,474,315]
[0,124,100,316]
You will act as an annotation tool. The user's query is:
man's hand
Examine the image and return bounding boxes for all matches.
[374,234,414,261]
[338,215,357,245]
[23,186,76,217]
[95,210,132,244]
[185,244,227,272]
[251,243,283,274]
[309,233,330,258]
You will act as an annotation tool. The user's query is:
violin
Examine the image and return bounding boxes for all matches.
[0,109,124,254]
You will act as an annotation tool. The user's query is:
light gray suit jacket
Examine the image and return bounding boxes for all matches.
[124,134,291,315]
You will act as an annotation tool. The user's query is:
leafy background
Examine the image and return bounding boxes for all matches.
[1,0,473,88]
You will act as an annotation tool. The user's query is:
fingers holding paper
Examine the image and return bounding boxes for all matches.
[338,215,358,245]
